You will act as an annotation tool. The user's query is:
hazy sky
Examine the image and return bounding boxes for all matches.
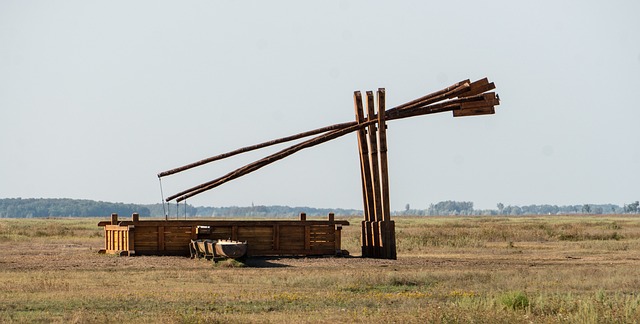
[1,1,639,211]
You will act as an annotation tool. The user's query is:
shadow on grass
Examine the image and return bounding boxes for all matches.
[242,257,292,268]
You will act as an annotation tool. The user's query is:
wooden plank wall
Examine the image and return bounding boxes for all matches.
[102,224,134,256]
[99,213,348,257]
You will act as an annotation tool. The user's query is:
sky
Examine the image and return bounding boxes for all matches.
[1,1,639,211]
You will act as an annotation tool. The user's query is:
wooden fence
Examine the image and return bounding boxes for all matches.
[98,213,349,257]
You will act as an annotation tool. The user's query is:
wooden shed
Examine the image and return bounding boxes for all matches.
[98,213,349,257]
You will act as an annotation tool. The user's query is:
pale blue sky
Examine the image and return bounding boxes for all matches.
[1,1,638,210]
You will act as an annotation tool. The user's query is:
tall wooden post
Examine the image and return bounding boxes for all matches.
[354,91,374,257]
[355,88,397,259]
[365,91,383,257]
[376,88,396,259]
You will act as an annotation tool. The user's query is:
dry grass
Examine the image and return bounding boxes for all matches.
[1,215,640,323]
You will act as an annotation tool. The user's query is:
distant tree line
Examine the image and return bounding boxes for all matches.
[0,198,149,218]
[0,198,359,218]
[395,200,639,216]
[144,203,361,218]
[0,198,638,218]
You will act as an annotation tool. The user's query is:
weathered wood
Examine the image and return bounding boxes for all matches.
[392,79,470,111]
[165,120,375,202]
[385,220,397,259]
[127,225,135,255]
[453,106,496,117]
[156,80,474,180]
[158,226,165,251]
[102,218,347,256]
[161,78,500,203]
[377,88,391,223]
[157,121,357,178]
[304,225,311,250]
[452,92,499,117]
[98,220,350,227]
[458,78,495,97]
[376,88,396,260]
[335,225,342,253]
[354,91,374,224]
[102,224,135,255]
[371,221,381,257]
[366,91,383,223]
[355,91,375,257]
[269,225,276,251]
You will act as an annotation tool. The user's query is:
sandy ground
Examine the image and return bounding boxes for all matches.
[2,239,639,273]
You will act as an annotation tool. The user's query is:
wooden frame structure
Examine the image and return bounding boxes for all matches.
[101,77,500,260]
[354,89,396,259]
[99,213,348,257]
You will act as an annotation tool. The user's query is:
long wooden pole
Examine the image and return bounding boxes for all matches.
[166,119,376,202]
[165,93,499,202]
[354,91,374,257]
[353,92,374,223]
[157,121,356,178]
[157,79,487,179]
[377,88,396,259]
[365,91,382,257]
[163,80,500,202]
[377,88,390,223]
[366,91,383,222]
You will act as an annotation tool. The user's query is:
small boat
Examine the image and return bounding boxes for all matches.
[214,239,248,259]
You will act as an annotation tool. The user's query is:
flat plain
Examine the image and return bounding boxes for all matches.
[1,215,640,323]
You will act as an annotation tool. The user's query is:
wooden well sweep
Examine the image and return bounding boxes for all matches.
[122,78,500,260]
[99,212,348,257]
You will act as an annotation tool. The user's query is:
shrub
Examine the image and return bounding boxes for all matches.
[500,291,529,311]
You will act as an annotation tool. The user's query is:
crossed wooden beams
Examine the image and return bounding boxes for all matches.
[354,89,396,258]
[158,78,500,259]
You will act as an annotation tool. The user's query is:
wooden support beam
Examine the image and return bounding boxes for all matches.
[158,80,474,180]
[371,221,381,258]
[365,90,384,258]
[166,119,376,202]
[377,88,397,260]
[366,91,383,223]
[157,121,356,178]
[335,224,342,254]
[453,106,496,117]
[354,91,374,223]
[127,225,136,256]
[458,78,496,97]
[393,79,470,111]
[161,78,501,204]
[377,88,391,223]
[354,91,375,257]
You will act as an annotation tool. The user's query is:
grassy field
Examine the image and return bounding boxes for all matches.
[1,215,640,323]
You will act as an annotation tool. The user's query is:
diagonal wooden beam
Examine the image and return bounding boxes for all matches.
[163,78,501,202]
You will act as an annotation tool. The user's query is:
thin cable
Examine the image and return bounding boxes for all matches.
[159,178,167,221]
